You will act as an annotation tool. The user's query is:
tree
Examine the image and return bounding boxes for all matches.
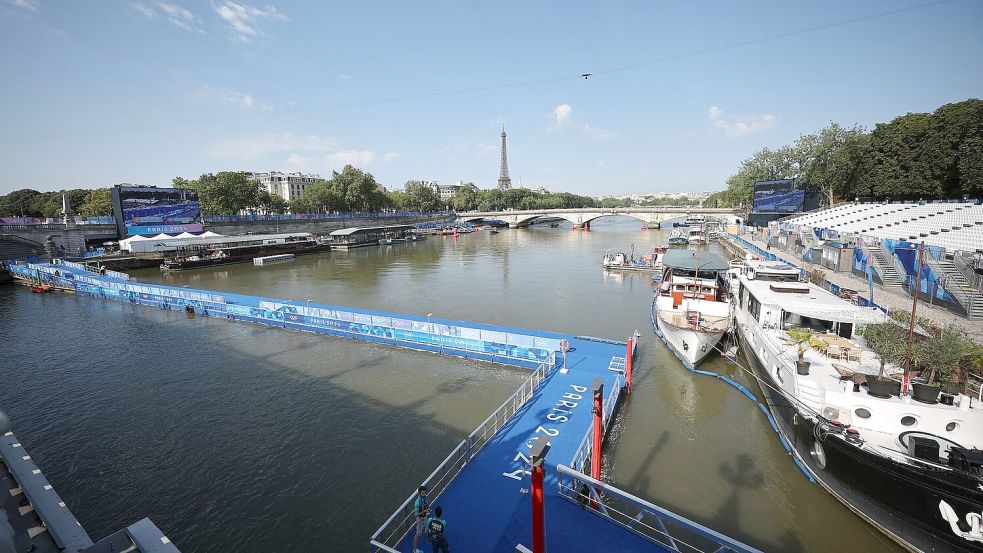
[302,179,345,213]
[912,324,974,385]
[172,176,197,189]
[403,181,442,211]
[80,188,113,216]
[195,171,261,214]
[330,165,386,212]
[451,183,480,211]
[862,322,908,378]
[258,190,289,214]
[722,98,983,204]
[0,189,42,216]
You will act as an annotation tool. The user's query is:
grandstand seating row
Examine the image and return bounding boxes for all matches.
[785,202,983,253]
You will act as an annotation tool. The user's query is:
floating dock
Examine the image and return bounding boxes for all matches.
[7,260,759,553]
[253,253,295,266]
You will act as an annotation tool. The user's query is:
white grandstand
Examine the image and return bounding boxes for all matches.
[786,202,983,254]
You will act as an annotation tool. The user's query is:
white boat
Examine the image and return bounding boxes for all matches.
[704,221,723,241]
[602,245,666,272]
[685,214,706,227]
[668,230,688,245]
[652,250,731,367]
[687,227,707,245]
[731,257,983,553]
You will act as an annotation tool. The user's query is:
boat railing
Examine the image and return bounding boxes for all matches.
[369,361,554,552]
[555,464,762,553]
[569,374,623,473]
[659,311,730,332]
[968,372,983,404]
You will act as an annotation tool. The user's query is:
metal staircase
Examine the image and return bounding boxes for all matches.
[870,245,905,288]
[927,255,983,320]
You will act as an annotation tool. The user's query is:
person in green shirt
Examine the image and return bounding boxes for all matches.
[412,485,430,553]
[425,505,449,553]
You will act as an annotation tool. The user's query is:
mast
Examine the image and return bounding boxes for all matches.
[902,242,925,393]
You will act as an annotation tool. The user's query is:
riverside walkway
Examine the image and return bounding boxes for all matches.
[8,260,758,553]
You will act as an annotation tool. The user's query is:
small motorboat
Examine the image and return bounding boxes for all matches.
[488,228,500,234]
[30,284,53,293]
[668,230,688,245]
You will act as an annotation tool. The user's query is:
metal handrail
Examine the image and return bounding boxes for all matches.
[556,464,762,553]
[569,375,624,473]
[369,361,553,551]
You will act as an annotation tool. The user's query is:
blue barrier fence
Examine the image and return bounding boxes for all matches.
[202,210,456,223]
[8,262,560,370]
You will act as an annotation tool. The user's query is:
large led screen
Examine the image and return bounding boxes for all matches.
[112,186,203,235]
[752,179,804,213]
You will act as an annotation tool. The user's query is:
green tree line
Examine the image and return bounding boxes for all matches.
[721,98,983,207]
[0,188,113,217]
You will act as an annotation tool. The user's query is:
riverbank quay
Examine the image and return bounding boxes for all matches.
[9,260,758,553]
[722,233,983,340]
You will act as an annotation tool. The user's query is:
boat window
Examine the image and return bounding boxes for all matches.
[854,408,871,419]
[748,294,761,321]
[674,285,685,291]
[900,416,917,427]
[946,421,959,432]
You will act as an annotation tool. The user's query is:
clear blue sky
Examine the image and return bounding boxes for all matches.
[1,0,980,196]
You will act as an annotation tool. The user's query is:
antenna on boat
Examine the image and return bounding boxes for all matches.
[901,241,926,395]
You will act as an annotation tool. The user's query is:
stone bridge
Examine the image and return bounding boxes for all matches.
[0,223,119,255]
[459,207,742,228]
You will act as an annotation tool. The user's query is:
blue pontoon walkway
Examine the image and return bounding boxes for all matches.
[8,260,758,553]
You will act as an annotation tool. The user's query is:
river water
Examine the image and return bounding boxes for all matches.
[0,217,901,552]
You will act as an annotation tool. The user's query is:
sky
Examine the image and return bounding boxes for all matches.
[0,0,981,196]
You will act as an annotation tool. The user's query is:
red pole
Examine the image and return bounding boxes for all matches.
[591,376,604,475]
[625,338,633,393]
[530,436,550,553]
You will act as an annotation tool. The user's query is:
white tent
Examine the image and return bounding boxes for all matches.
[175,232,197,238]
[151,233,173,240]
[201,231,223,237]
[119,234,151,252]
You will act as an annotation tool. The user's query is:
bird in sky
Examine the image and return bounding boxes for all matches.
[581,73,592,79]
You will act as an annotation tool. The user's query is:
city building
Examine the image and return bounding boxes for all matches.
[437,182,464,201]
[246,171,320,202]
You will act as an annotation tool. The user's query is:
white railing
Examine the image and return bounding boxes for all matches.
[556,465,762,553]
[369,361,553,552]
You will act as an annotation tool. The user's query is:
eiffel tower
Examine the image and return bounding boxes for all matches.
[497,127,512,190]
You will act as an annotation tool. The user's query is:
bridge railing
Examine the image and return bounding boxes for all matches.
[369,360,554,552]
[556,464,762,553]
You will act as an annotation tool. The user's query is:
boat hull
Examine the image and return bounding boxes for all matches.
[654,304,725,368]
[734,325,983,553]
[161,244,329,271]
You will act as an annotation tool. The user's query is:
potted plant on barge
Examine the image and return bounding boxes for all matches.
[860,322,906,398]
[786,328,828,376]
[912,324,973,404]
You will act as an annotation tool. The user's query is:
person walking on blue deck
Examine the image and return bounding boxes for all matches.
[412,485,430,553]
[425,506,449,553]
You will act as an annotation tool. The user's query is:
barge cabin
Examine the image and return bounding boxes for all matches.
[329,225,415,249]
